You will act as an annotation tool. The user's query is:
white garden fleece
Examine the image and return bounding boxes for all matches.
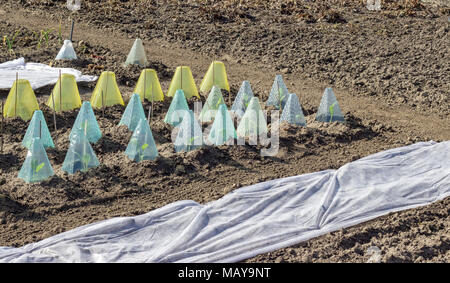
[0,57,97,89]
[0,141,448,263]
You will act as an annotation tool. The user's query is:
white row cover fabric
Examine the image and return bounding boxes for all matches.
[0,58,97,89]
[0,141,448,263]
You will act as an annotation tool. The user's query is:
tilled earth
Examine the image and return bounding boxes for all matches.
[0,0,449,262]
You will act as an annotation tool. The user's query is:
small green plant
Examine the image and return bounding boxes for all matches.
[37,29,51,49]
[81,153,91,172]
[31,158,45,180]
[242,93,250,110]
[186,136,198,152]
[4,30,20,54]
[139,143,149,162]
[216,97,222,108]
[278,88,285,110]
[329,102,337,123]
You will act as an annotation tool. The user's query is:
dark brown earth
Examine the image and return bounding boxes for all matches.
[0,0,449,262]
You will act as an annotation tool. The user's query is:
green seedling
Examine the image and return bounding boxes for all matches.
[278,88,285,110]
[31,158,45,180]
[329,102,337,123]
[216,97,222,108]
[139,143,149,162]
[37,29,51,49]
[81,153,91,172]
[242,93,250,110]
[58,20,62,44]
[4,30,20,54]
[186,136,198,152]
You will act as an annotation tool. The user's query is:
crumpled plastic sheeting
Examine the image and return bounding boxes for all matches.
[0,58,97,89]
[0,141,448,263]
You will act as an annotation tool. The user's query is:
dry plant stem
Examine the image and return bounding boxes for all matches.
[151,82,154,122]
[180,66,183,90]
[15,72,18,116]
[144,69,146,101]
[1,100,3,153]
[105,72,109,114]
[59,70,62,112]
[51,81,57,132]
[101,90,105,118]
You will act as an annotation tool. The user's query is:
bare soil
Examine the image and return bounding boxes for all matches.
[0,0,448,262]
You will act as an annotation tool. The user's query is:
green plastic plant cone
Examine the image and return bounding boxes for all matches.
[266,75,289,110]
[18,137,54,183]
[69,101,102,144]
[231,81,254,118]
[236,97,268,138]
[133,69,164,102]
[174,110,203,153]
[46,73,82,112]
[198,85,226,123]
[125,118,158,162]
[207,104,237,146]
[315,87,345,123]
[90,71,124,109]
[199,61,230,93]
[3,79,39,121]
[280,93,307,126]
[119,93,147,131]
[62,125,100,174]
[164,89,190,127]
[124,38,148,67]
[166,66,199,99]
[55,39,77,60]
[22,110,55,149]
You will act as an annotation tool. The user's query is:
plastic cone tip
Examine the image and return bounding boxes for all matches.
[267,75,289,110]
[166,66,199,99]
[207,104,237,146]
[90,71,124,108]
[199,61,230,93]
[231,81,254,118]
[119,93,147,131]
[280,93,307,126]
[125,118,159,162]
[4,79,39,121]
[315,87,345,123]
[69,101,102,143]
[174,110,203,152]
[134,69,164,102]
[62,129,100,174]
[22,110,55,149]
[46,73,82,112]
[55,40,77,60]
[124,38,148,67]
[164,89,190,126]
[237,97,268,138]
[199,85,226,123]
[18,137,54,183]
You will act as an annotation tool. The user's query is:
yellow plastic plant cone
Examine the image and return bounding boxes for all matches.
[46,73,82,112]
[199,61,230,93]
[133,69,164,102]
[90,71,124,109]
[3,79,39,121]
[166,66,199,99]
